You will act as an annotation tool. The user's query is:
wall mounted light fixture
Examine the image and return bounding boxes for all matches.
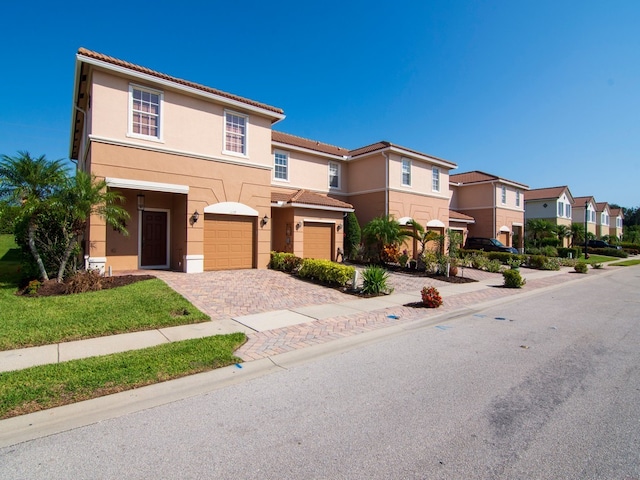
[261,215,269,227]
[337,224,342,232]
[189,210,200,226]
[296,221,303,230]
[137,194,145,211]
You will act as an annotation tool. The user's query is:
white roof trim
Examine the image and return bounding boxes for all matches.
[289,203,354,213]
[426,219,446,228]
[499,225,511,232]
[106,177,189,194]
[398,216,414,225]
[204,202,258,216]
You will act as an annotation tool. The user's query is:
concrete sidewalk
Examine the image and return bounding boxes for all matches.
[0,266,593,373]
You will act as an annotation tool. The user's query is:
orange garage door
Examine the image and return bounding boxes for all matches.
[303,222,333,260]
[204,215,254,270]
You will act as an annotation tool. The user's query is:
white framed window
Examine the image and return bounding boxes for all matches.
[402,159,411,186]
[224,111,248,156]
[516,190,521,207]
[274,151,288,181]
[432,166,440,192]
[557,202,564,217]
[129,85,162,139]
[566,204,571,218]
[501,186,507,205]
[329,162,340,189]
[590,210,596,223]
[601,213,608,226]
[617,217,622,228]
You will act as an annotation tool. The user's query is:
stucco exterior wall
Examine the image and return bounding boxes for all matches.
[347,191,386,227]
[272,147,347,194]
[346,155,386,193]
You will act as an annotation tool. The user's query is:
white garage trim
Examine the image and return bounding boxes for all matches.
[204,202,258,216]
[499,225,511,232]
[105,177,189,194]
[426,219,446,228]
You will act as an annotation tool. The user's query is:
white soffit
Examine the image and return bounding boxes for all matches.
[204,202,258,216]
[426,219,446,228]
[499,225,511,232]
[106,177,189,194]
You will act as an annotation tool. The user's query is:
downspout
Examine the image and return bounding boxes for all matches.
[382,151,389,216]
[492,181,496,239]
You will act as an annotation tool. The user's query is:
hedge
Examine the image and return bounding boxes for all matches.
[298,259,355,287]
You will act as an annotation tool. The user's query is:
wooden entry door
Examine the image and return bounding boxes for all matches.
[141,211,167,267]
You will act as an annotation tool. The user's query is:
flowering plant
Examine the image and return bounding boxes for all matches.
[421,286,443,308]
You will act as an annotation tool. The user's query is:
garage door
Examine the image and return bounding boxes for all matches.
[303,222,333,260]
[204,214,254,270]
[499,232,509,246]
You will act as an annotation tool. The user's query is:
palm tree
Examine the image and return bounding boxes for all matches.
[407,220,440,255]
[362,215,411,262]
[54,171,129,282]
[526,219,555,248]
[570,223,585,247]
[0,152,67,280]
[554,224,571,247]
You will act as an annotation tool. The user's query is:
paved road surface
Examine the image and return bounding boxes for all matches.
[1,267,639,479]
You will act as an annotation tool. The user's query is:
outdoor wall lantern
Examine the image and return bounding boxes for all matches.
[296,221,303,230]
[189,210,200,226]
[261,215,269,227]
[137,194,145,211]
[337,224,342,231]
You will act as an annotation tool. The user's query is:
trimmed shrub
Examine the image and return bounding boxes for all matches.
[557,247,581,259]
[540,237,560,247]
[527,255,547,269]
[502,269,526,288]
[587,247,628,258]
[486,259,503,273]
[574,262,588,274]
[361,265,393,295]
[421,286,443,308]
[470,253,490,270]
[344,212,361,260]
[298,259,355,287]
[269,252,303,272]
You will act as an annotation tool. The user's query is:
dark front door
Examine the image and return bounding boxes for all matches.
[141,211,167,267]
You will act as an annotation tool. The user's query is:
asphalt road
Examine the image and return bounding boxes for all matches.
[1,266,639,479]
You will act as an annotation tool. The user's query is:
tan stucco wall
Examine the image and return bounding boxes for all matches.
[89,142,272,271]
[387,153,450,195]
[387,190,450,227]
[272,147,347,194]
[347,191,387,227]
[90,70,273,168]
[346,155,386,193]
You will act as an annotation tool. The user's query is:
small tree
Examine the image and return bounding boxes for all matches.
[570,223,585,247]
[343,212,361,260]
[526,219,555,248]
[362,215,411,263]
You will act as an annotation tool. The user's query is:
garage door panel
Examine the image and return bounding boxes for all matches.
[303,222,333,260]
[204,215,254,270]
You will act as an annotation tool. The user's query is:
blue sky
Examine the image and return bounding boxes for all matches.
[1,0,638,207]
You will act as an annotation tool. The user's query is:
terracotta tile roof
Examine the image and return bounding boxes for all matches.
[348,141,456,167]
[271,190,353,210]
[449,210,475,222]
[524,186,568,201]
[450,170,528,189]
[573,196,595,205]
[595,202,609,212]
[77,48,284,115]
[272,131,349,156]
[610,207,622,216]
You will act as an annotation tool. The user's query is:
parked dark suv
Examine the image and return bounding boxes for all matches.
[587,239,622,250]
[464,237,518,254]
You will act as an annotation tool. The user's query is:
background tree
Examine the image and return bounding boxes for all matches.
[570,223,585,247]
[343,212,361,260]
[526,219,555,248]
[0,152,67,280]
[554,224,571,246]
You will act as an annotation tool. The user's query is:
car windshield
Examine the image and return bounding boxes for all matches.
[491,239,506,247]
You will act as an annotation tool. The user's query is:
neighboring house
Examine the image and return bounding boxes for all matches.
[595,202,611,239]
[572,196,598,237]
[523,186,574,247]
[449,171,528,250]
[270,132,353,261]
[449,210,475,246]
[346,141,457,257]
[609,207,624,240]
[70,48,286,273]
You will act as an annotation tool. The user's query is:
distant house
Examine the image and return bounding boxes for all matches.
[595,202,611,239]
[524,186,574,247]
[450,171,528,250]
[572,196,598,237]
[609,207,624,240]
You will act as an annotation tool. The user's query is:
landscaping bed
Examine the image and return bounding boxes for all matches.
[19,274,155,297]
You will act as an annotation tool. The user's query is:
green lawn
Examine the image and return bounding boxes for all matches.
[0,333,245,419]
[581,254,619,265]
[0,234,209,350]
[608,258,640,267]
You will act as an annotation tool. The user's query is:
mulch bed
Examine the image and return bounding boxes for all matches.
[19,275,156,297]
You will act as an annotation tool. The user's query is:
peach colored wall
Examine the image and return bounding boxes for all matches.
[347,191,387,227]
[90,70,273,168]
[272,147,347,194]
[89,142,273,271]
[387,153,450,196]
[289,208,343,260]
[454,183,493,208]
[388,190,450,227]
[346,155,386,192]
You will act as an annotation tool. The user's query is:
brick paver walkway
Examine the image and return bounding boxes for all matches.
[149,266,585,362]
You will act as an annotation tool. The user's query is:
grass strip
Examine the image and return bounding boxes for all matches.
[581,254,618,264]
[0,333,246,419]
[608,259,640,266]
[0,235,210,351]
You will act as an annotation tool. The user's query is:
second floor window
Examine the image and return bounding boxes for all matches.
[432,166,440,192]
[402,159,411,186]
[558,202,564,217]
[329,162,340,188]
[224,111,247,155]
[274,151,288,180]
[516,190,521,207]
[617,217,622,228]
[566,204,571,218]
[501,186,507,204]
[130,86,161,139]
